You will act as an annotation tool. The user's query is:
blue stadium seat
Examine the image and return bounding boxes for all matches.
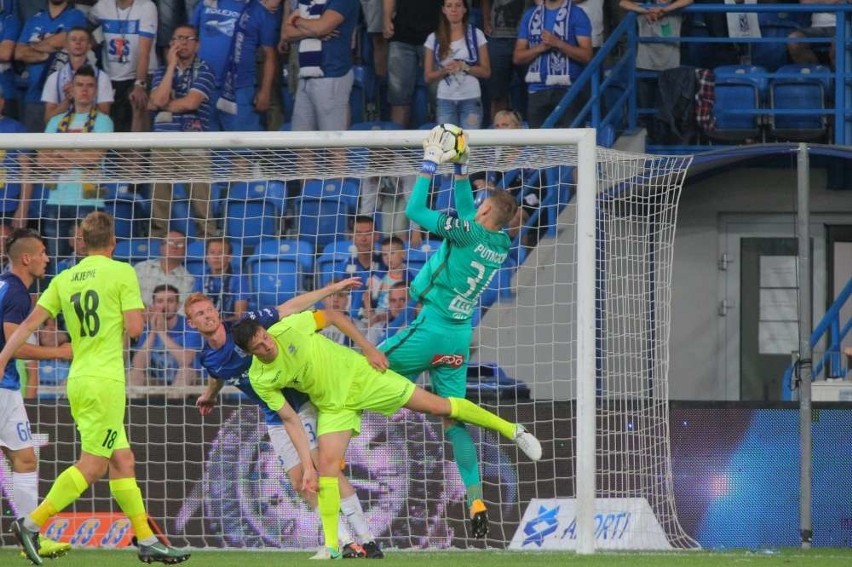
[406,239,442,273]
[297,178,360,248]
[750,21,798,72]
[169,200,198,239]
[114,238,161,264]
[224,180,287,250]
[246,239,313,307]
[432,175,455,214]
[710,65,768,142]
[769,64,831,142]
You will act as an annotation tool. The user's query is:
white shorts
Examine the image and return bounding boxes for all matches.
[267,403,318,472]
[0,388,33,451]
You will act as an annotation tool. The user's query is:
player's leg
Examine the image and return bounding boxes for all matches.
[402,388,542,461]
[1,387,72,560]
[268,407,364,557]
[314,411,361,558]
[97,379,189,564]
[13,378,114,565]
[432,362,490,538]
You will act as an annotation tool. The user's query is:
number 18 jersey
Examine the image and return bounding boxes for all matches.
[38,254,145,382]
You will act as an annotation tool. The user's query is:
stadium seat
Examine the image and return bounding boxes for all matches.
[750,20,798,72]
[113,238,161,264]
[169,200,198,239]
[246,239,313,307]
[297,178,360,248]
[406,239,442,273]
[710,65,768,142]
[224,180,287,250]
[769,64,831,142]
[349,121,403,131]
[432,175,455,214]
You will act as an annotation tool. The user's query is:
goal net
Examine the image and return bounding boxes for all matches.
[0,129,695,552]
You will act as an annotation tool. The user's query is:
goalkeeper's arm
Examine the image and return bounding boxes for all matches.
[405,125,462,231]
[452,141,476,220]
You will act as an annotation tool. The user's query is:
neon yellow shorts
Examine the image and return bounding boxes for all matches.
[67,376,130,458]
[316,362,416,437]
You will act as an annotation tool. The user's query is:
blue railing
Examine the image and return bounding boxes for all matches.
[543,4,852,151]
[782,275,852,400]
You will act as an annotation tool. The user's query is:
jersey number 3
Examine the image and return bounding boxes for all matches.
[71,290,101,337]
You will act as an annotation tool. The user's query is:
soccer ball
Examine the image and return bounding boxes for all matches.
[437,123,466,160]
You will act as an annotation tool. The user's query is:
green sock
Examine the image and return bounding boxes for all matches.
[448,397,516,439]
[109,478,154,542]
[446,424,482,507]
[318,476,340,551]
[32,466,89,527]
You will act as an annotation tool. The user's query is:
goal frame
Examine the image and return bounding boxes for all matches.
[0,128,599,552]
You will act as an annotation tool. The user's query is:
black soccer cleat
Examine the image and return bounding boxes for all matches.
[469,499,489,539]
[12,518,42,566]
[341,542,366,558]
[137,541,191,564]
[362,541,384,559]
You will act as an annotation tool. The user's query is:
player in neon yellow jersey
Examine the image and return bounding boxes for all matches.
[0,212,190,566]
[232,309,542,559]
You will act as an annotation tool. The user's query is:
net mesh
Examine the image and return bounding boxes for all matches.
[0,132,696,550]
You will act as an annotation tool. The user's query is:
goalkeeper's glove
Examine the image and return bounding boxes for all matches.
[453,131,470,175]
[421,124,461,174]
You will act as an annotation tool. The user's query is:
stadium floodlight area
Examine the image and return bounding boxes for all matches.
[0,130,695,553]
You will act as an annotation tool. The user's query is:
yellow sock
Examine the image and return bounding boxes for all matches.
[31,466,88,527]
[448,397,516,439]
[318,476,340,551]
[109,478,154,541]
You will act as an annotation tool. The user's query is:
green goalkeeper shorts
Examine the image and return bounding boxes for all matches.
[379,308,472,399]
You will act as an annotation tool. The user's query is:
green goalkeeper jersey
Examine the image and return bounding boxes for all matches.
[407,175,511,322]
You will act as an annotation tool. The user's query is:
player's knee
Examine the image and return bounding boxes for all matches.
[9,448,37,472]
[316,452,343,476]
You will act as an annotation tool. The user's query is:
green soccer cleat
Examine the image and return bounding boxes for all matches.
[11,518,42,566]
[469,499,489,539]
[310,547,343,560]
[37,536,71,558]
[137,541,191,564]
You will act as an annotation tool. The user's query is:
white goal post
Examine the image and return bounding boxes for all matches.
[0,129,695,553]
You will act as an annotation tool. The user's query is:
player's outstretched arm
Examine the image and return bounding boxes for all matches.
[322,308,389,371]
[405,125,462,231]
[0,305,52,371]
[276,277,363,319]
[451,132,477,220]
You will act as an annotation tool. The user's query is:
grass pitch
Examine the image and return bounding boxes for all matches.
[4,548,852,566]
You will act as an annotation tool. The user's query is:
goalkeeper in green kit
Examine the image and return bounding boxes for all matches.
[379,124,521,539]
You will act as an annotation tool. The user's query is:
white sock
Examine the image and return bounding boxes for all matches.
[12,471,39,518]
[340,494,374,543]
[338,517,354,547]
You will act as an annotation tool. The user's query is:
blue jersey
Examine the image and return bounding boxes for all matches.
[0,14,20,102]
[229,0,278,89]
[17,6,88,102]
[192,0,250,86]
[0,272,32,390]
[199,307,307,425]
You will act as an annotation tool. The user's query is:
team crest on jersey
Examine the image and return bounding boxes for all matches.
[288,344,297,355]
[431,354,464,368]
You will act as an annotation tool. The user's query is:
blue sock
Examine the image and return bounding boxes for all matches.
[446,423,482,507]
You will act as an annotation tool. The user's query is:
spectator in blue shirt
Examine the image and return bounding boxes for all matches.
[14,0,88,133]
[129,283,203,398]
[148,23,218,239]
[0,85,29,228]
[193,237,250,321]
[512,0,592,128]
[0,10,21,120]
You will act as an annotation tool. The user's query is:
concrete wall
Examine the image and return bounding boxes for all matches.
[474,161,852,401]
